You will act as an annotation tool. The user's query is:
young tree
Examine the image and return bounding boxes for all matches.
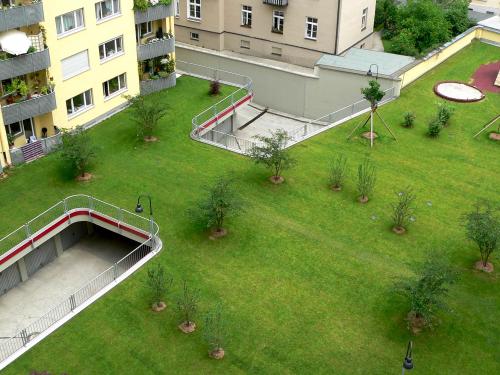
[392,188,417,234]
[209,80,221,96]
[329,154,348,191]
[145,263,173,312]
[357,159,376,203]
[59,126,96,180]
[177,281,200,333]
[463,201,500,272]
[125,94,168,142]
[191,176,243,238]
[397,257,456,333]
[204,303,226,359]
[361,80,385,111]
[249,129,296,184]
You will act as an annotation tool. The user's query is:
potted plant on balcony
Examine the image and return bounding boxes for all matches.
[7,133,15,149]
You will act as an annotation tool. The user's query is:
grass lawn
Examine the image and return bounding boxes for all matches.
[1,41,499,374]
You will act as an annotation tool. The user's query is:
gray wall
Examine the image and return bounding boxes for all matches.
[177,45,399,119]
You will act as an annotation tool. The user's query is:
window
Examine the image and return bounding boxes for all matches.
[241,5,252,27]
[103,73,127,98]
[56,8,85,36]
[99,36,123,61]
[188,0,201,20]
[190,32,199,41]
[95,0,120,22]
[137,21,152,38]
[305,17,318,40]
[175,0,180,17]
[240,40,250,49]
[361,7,368,30]
[61,50,90,80]
[272,11,284,33]
[66,90,93,117]
[271,46,282,56]
[5,119,33,139]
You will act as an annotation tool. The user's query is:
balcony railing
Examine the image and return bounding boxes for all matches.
[134,3,173,24]
[263,0,288,6]
[0,2,44,32]
[137,36,175,61]
[140,72,176,95]
[2,91,56,125]
[0,48,50,81]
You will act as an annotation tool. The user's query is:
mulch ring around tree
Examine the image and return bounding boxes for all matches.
[144,136,158,142]
[209,348,225,360]
[392,226,406,235]
[471,61,500,94]
[178,322,196,333]
[489,132,500,141]
[269,176,285,184]
[474,261,494,273]
[76,173,93,182]
[209,228,227,240]
[362,132,378,140]
[407,312,425,335]
[152,302,167,312]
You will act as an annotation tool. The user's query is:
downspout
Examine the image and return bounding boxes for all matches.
[335,0,342,55]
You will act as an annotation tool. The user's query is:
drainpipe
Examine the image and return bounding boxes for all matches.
[335,0,342,55]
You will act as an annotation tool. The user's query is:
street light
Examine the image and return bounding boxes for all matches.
[367,63,379,80]
[135,194,154,235]
[402,341,414,374]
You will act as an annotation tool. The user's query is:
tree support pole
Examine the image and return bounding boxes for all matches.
[346,114,371,140]
[376,111,397,141]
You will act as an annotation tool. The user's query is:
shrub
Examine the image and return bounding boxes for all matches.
[329,154,348,191]
[437,102,455,126]
[133,0,149,11]
[59,126,97,178]
[204,303,226,359]
[177,281,200,332]
[389,30,419,57]
[357,159,376,203]
[249,129,296,184]
[190,176,243,237]
[427,118,443,137]
[391,188,416,233]
[397,257,456,333]
[125,95,168,141]
[145,263,173,309]
[463,201,500,269]
[209,80,221,96]
[402,112,416,128]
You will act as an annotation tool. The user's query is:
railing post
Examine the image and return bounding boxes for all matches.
[20,329,29,346]
[113,263,118,280]
[214,105,219,125]
[70,294,76,311]
[24,223,31,239]
[63,198,68,214]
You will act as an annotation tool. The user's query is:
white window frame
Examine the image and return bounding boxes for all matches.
[61,50,90,81]
[305,17,318,40]
[361,7,368,31]
[137,21,152,39]
[99,36,124,63]
[95,0,121,23]
[190,32,199,41]
[187,0,201,20]
[174,0,180,17]
[66,89,94,118]
[56,8,85,38]
[103,73,127,100]
[241,5,252,27]
[272,11,284,33]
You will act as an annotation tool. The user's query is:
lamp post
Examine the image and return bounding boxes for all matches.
[367,63,379,80]
[402,341,414,375]
[135,194,154,236]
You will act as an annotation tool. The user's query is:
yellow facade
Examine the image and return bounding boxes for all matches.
[0,0,175,168]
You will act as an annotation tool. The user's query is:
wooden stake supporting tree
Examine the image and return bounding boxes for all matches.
[347,80,397,147]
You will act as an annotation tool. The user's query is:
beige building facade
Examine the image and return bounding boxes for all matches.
[173,0,376,67]
[469,0,500,15]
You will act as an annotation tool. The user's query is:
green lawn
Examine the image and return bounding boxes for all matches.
[1,41,499,374]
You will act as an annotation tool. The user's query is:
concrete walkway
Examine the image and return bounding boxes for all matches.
[0,235,135,338]
[371,31,385,52]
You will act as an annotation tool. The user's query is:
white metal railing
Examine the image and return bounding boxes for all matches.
[0,195,161,364]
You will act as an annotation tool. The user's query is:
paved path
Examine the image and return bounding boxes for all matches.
[371,31,385,52]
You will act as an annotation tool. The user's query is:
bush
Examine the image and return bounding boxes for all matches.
[209,80,221,96]
[145,263,173,309]
[133,0,149,11]
[391,188,416,233]
[59,126,96,178]
[463,201,500,269]
[437,102,455,126]
[402,112,416,128]
[361,80,385,110]
[357,159,376,203]
[249,129,296,184]
[125,95,168,141]
[427,118,443,137]
[389,30,418,57]
[397,257,456,333]
[329,154,348,191]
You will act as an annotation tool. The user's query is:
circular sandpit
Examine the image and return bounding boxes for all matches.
[434,81,485,103]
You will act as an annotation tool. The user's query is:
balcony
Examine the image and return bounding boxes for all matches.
[134,3,173,24]
[140,72,176,95]
[2,91,56,125]
[0,48,50,81]
[137,35,175,61]
[263,0,288,6]
[0,1,44,32]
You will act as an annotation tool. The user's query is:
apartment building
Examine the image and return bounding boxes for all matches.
[173,0,376,67]
[0,0,175,168]
[469,0,500,15]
